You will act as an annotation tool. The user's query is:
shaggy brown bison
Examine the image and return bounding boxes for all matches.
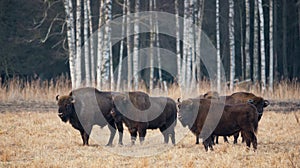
[178,98,259,151]
[56,87,123,146]
[203,91,269,144]
[112,93,177,145]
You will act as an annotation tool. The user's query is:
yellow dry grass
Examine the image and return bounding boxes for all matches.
[0,111,299,167]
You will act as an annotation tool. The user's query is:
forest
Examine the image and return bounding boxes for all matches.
[0,0,300,92]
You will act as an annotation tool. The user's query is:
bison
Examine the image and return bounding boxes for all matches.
[203,91,269,144]
[112,93,177,145]
[56,87,123,146]
[178,98,259,151]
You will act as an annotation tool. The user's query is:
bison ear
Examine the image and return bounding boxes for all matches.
[263,100,270,107]
[56,95,60,101]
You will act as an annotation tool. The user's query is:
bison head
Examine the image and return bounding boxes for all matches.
[56,95,75,122]
[111,105,123,123]
[178,99,198,128]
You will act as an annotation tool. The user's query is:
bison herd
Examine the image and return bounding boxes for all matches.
[56,87,269,151]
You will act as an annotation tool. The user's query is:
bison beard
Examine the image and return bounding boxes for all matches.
[178,98,259,151]
[56,87,123,146]
[112,93,177,145]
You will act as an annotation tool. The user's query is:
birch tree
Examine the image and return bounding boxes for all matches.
[182,0,190,88]
[245,0,251,80]
[269,0,274,92]
[229,0,235,91]
[83,0,90,86]
[175,0,181,87]
[258,0,266,92]
[87,0,95,86]
[116,0,126,91]
[154,0,163,89]
[196,0,204,84]
[63,0,76,89]
[75,0,82,88]
[149,0,154,91]
[253,0,259,82]
[133,0,140,90]
[96,0,104,89]
[216,0,221,92]
[127,0,132,90]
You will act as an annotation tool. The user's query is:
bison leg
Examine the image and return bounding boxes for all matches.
[223,136,229,143]
[203,136,214,152]
[215,136,219,144]
[106,123,117,146]
[115,121,124,145]
[138,128,147,144]
[170,129,176,145]
[80,130,90,146]
[233,132,239,144]
[196,134,200,144]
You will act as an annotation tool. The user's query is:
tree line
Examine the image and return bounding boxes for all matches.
[0,0,299,93]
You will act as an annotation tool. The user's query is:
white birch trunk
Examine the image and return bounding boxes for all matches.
[63,0,76,89]
[133,0,140,90]
[96,0,104,89]
[216,0,221,93]
[149,0,154,91]
[83,0,90,86]
[154,0,163,89]
[127,0,132,90]
[229,0,235,91]
[182,0,190,88]
[253,0,259,82]
[104,0,113,90]
[116,0,126,91]
[186,0,193,89]
[245,0,251,80]
[269,0,274,92]
[87,0,95,86]
[175,0,181,87]
[196,0,204,86]
[75,0,82,88]
[258,0,266,92]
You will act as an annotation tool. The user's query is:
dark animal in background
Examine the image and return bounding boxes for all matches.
[178,98,259,151]
[203,91,269,144]
[56,87,123,146]
[112,93,177,145]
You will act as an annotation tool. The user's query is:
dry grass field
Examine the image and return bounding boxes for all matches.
[0,78,300,167]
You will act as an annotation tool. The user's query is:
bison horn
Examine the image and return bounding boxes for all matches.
[177,98,181,103]
[69,96,75,103]
[264,100,270,107]
[56,95,60,101]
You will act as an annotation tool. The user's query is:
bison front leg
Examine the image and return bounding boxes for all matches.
[196,134,200,144]
[138,128,147,144]
[223,136,229,143]
[115,121,124,145]
[129,128,137,145]
[80,130,90,146]
[202,136,214,152]
[233,132,239,144]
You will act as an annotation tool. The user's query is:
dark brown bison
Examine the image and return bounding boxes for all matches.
[203,91,269,144]
[178,98,259,151]
[56,87,123,146]
[112,93,177,145]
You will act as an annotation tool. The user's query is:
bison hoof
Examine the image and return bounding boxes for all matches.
[105,143,113,147]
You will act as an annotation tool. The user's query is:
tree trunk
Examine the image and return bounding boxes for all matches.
[133,0,140,90]
[245,0,251,80]
[229,0,235,91]
[116,0,126,91]
[258,0,266,92]
[75,0,82,88]
[282,0,288,77]
[216,0,221,92]
[175,0,181,87]
[96,0,104,89]
[149,0,154,91]
[87,0,95,86]
[83,0,90,86]
[182,0,190,88]
[127,0,132,90]
[63,0,76,89]
[269,0,274,92]
[196,0,204,87]
[154,0,163,89]
[253,0,259,82]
